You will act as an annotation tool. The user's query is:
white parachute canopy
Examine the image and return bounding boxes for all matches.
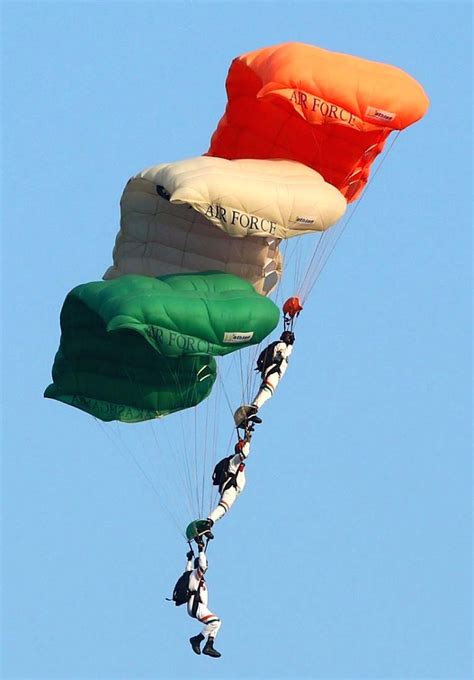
[104,157,346,295]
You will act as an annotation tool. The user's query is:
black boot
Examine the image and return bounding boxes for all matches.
[234,403,261,428]
[189,633,204,655]
[199,518,213,532]
[245,405,262,426]
[194,519,214,543]
[202,636,221,658]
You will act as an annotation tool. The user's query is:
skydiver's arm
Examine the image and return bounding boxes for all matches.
[239,440,251,461]
[186,549,194,572]
[274,342,293,363]
[228,442,250,471]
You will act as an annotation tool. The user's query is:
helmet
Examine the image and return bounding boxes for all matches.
[280,330,295,345]
[235,439,246,454]
[282,296,303,318]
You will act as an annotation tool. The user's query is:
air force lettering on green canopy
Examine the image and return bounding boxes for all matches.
[81,271,279,356]
[44,271,279,423]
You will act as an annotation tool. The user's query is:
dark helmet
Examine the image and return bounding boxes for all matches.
[280,330,295,345]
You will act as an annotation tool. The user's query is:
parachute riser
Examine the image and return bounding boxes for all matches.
[185,536,211,554]
[283,312,299,332]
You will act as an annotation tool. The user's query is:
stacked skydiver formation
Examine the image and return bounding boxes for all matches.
[171,299,301,658]
[43,39,428,661]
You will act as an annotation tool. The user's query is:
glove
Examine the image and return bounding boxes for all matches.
[186,550,194,560]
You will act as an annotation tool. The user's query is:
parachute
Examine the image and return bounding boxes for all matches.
[207,42,429,201]
[45,41,428,538]
[45,272,280,422]
[104,156,347,296]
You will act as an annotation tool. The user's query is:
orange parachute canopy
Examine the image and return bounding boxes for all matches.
[207,42,429,201]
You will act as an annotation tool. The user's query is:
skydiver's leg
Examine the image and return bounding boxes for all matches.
[195,604,222,639]
[252,364,285,409]
[189,603,221,655]
[207,475,246,522]
[187,594,197,620]
[207,480,246,523]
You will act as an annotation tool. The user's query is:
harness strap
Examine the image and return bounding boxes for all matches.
[219,464,245,494]
[263,363,282,381]
[191,579,203,618]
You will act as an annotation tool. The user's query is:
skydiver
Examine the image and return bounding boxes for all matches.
[233,330,295,428]
[186,540,222,658]
[199,428,252,535]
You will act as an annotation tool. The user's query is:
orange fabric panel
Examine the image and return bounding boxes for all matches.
[207,43,429,201]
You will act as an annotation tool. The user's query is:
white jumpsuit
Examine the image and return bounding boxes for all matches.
[252,341,293,409]
[207,441,250,523]
[186,551,221,639]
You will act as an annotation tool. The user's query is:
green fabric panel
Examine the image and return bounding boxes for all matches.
[45,353,216,422]
[45,271,279,423]
[61,271,280,357]
[44,297,216,422]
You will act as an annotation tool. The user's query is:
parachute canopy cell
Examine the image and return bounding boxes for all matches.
[207,42,430,201]
[104,156,346,295]
[45,344,216,423]
[45,271,280,422]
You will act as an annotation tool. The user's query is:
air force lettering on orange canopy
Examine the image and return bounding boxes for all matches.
[204,204,278,235]
[289,90,357,126]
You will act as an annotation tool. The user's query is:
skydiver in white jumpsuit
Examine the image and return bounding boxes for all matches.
[234,330,295,428]
[187,544,222,658]
[202,431,252,530]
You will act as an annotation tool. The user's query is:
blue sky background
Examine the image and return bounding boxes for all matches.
[1,2,472,679]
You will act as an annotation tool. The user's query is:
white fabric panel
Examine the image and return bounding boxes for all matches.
[133,156,346,238]
[104,157,346,295]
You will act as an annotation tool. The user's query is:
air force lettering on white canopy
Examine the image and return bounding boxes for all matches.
[104,156,346,296]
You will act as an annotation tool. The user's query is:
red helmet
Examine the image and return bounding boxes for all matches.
[282,296,303,318]
[235,439,246,454]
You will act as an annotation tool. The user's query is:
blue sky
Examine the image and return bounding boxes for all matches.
[1,2,472,679]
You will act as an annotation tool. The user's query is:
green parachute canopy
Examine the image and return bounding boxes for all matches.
[45,271,280,422]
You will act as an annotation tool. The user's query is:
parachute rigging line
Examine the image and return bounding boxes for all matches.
[298,133,401,303]
[127,362,197,523]
[94,417,185,537]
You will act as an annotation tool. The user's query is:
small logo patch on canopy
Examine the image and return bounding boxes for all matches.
[223,331,254,344]
[365,106,396,122]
